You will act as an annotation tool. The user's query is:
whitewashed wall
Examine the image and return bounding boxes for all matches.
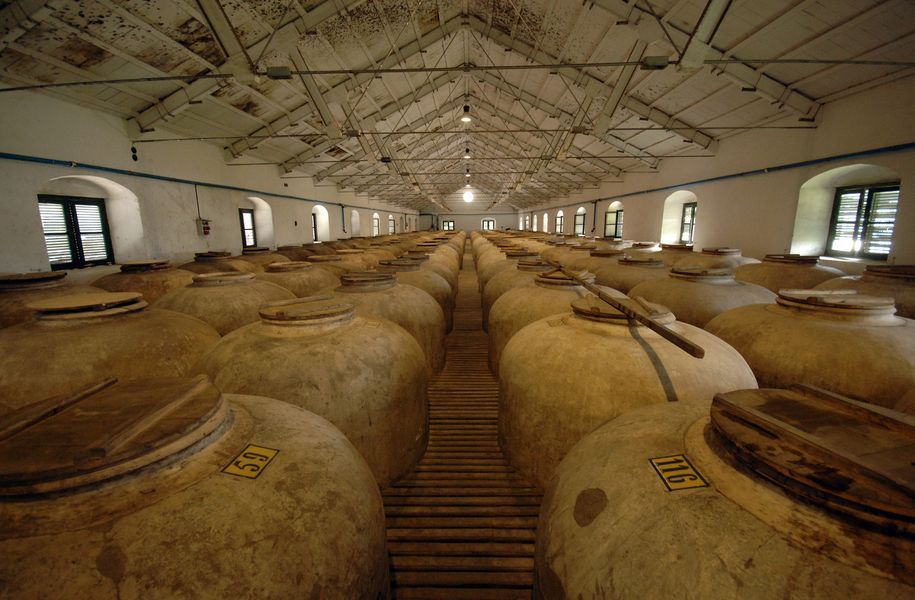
[517,76,915,271]
[0,93,418,274]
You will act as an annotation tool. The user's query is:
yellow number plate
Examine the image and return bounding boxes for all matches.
[222,444,279,480]
[649,454,708,491]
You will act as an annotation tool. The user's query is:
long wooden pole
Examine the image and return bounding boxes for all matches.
[546,262,706,359]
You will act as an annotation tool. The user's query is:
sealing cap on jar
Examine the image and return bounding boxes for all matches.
[505,249,537,258]
[590,248,623,257]
[29,292,147,319]
[701,247,742,256]
[632,241,658,248]
[265,261,312,272]
[535,270,592,287]
[865,264,915,279]
[0,271,67,289]
[119,259,170,272]
[192,272,255,285]
[570,295,674,324]
[670,266,735,280]
[776,289,895,310]
[335,249,365,255]
[570,244,597,251]
[306,255,343,263]
[242,247,270,254]
[194,251,231,259]
[340,272,397,286]
[660,243,694,251]
[0,375,228,497]
[711,384,915,535]
[379,259,421,272]
[764,254,819,264]
[619,255,666,267]
[259,296,355,322]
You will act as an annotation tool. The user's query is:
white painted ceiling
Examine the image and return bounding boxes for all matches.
[1,0,913,212]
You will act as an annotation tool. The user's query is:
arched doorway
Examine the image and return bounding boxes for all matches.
[661,190,698,244]
[311,204,330,242]
[351,209,361,237]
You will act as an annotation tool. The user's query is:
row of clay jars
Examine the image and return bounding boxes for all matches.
[91,260,194,303]
[179,251,260,274]
[0,292,220,413]
[499,296,758,488]
[735,254,845,292]
[192,296,428,487]
[705,289,915,410]
[478,249,539,292]
[376,259,454,332]
[0,376,388,598]
[630,268,776,327]
[536,389,914,599]
[403,250,459,296]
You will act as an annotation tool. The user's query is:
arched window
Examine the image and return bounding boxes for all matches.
[604,201,624,238]
[37,175,145,269]
[523,214,530,230]
[350,209,361,237]
[311,204,330,242]
[532,214,539,232]
[661,190,698,244]
[372,213,381,236]
[792,164,900,259]
[481,218,496,231]
[388,214,396,234]
[555,210,565,234]
[242,197,275,249]
[573,207,586,236]
[542,212,549,233]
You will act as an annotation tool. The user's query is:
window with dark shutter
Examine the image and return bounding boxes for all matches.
[573,213,585,236]
[239,208,256,247]
[826,184,899,259]
[555,215,564,234]
[372,217,380,236]
[38,196,114,270]
[604,210,624,238]
[481,219,495,231]
[442,220,455,231]
[388,216,396,234]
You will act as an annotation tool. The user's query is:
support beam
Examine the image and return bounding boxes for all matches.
[0,0,52,45]
[587,0,819,118]
[679,0,733,70]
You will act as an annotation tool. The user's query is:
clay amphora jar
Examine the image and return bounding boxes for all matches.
[324,273,446,373]
[673,247,760,271]
[235,247,291,272]
[154,272,294,335]
[815,264,915,318]
[192,297,428,486]
[705,289,915,408]
[377,259,454,332]
[594,256,670,293]
[500,296,757,488]
[629,268,776,327]
[0,272,101,328]
[0,376,388,598]
[275,245,315,261]
[305,254,363,277]
[535,386,914,599]
[482,258,554,331]
[735,254,845,292]
[178,251,259,274]
[255,261,339,297]
[92,259,194,303]
[0,292,219,412]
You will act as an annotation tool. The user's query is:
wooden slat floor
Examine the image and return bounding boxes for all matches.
[382,246,543,600]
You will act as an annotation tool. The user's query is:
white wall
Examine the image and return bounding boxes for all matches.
[516,75,915,268]
[0,92,418,273]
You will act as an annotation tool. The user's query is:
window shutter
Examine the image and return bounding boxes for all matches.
[863,188,899,256]
[73,203,109,261]
[829,190,862,253]
[39,202,74,265]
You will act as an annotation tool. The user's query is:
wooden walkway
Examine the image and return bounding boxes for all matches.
[382,247,542,600]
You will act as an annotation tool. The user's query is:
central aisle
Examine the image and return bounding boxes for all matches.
[382,247,543,600]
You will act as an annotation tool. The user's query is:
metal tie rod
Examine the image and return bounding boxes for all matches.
[545,261,705,359]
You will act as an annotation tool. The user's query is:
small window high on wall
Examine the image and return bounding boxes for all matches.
[38,196,114,270]
[239,208,256,247]
[482,219,496,231]
[827,184,899,259]
[442,220,455,231]
[680,202,697,243]
[605,209,623,238]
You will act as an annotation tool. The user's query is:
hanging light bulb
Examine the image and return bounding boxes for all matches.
[463,190,474,202]
[465,182,471,188]
[463,147,471,159]
[465,168,471,178]
[461,104,472,122]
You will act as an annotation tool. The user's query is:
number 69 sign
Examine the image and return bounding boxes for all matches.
[222,444,280,480]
